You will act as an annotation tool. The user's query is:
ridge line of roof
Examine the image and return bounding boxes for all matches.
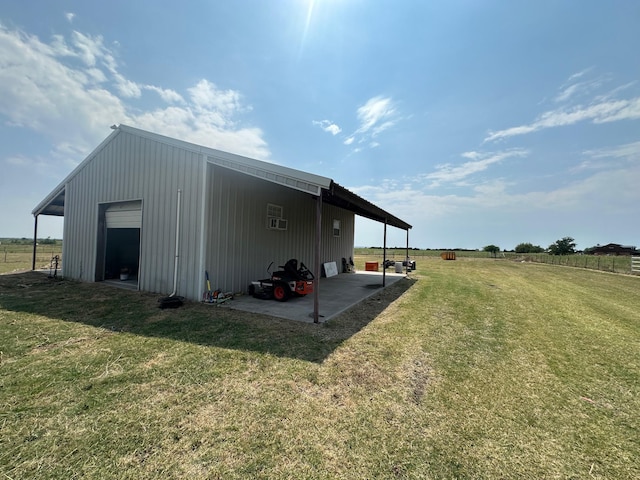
[118,124,333,190]
[32,125,411,231]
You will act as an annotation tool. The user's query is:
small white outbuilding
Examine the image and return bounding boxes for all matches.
[33,125,411,320]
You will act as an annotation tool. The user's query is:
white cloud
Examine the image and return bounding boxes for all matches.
[65,13,75,24]
[356,96,395,134]
[312,119,341,135]
[486,70,640,143]
[554,68,603,103]
[575,140,640,171]
[144,85,185,104]
[313,96,400,151]
[339,95,400,151]
[566,67,593,83]
[0,23,270,165]
[114,73,141,98]
[352,162,640,249]
[554,83,581,103]
[188,80,245,115]
[70,31,105,67]
[485,97,640,142]
[423,149,528,187]
[583,141,640,160]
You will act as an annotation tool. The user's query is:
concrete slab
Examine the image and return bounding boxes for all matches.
[215,271,408,323]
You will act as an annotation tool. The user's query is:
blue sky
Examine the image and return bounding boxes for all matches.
[1,0,639,250]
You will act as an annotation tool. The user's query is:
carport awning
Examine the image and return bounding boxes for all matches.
[31,177,412,231]
[32,186,65,216]
[323,182,412,231]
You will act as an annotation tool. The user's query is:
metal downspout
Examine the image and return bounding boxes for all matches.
[169,189,182,297]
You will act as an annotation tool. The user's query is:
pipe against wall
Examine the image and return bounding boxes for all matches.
[170,189,182,297]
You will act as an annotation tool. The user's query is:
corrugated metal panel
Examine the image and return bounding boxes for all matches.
[60,130,205,300]
[204,165,355,295]
[57,128,357,302]
[114,125,332,192]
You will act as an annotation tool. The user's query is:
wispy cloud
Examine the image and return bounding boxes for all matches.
[583,141,640,159]
[422,149,529,187]
[352,161,640,249]
[576,140,640,171]
[554,67,602,103]
[340,95,399,151]
[65,12,75,24]
[312,119,341,135]
[355,96,396,134]
[485,97,640,143]
[0,23,269,163]
[485,70,640,143]
[315,95,400,150]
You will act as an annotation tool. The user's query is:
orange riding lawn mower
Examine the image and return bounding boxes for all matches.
[248,258,315,301]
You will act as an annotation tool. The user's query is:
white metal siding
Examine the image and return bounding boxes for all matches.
[60,128,356,301]
[204,165,355,294]
[61,130,205,299]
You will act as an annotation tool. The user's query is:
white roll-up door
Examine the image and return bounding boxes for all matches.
[105,201,142,229]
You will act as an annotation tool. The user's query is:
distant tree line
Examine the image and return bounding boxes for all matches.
[486,237,634,256]
[1,237,59,245]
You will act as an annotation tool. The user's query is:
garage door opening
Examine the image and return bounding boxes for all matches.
[96,201,142,288]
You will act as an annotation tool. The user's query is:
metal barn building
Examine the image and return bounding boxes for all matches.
[32,125,411,318]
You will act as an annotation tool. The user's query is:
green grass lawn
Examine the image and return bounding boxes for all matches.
[0,243,62,275]
[1,259,638,479]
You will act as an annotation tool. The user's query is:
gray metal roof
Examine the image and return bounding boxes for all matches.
[33,125,411,230]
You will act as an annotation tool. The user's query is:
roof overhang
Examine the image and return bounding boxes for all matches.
[32,125,411,231]
[323,182,412,231]
[32,185,65,217]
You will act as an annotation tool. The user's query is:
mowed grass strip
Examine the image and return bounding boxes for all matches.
[1,260,638,479]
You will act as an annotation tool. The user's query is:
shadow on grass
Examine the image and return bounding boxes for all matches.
[0,271,416,363]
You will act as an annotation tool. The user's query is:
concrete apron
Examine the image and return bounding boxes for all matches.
[216,271,407,323]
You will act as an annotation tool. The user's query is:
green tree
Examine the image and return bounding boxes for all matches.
[515,242,544,253]
[483,244,500,258]
[548,237,576,255]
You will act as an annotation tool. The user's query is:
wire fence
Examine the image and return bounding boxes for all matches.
[514,253,638,275]
[1,244,63,274]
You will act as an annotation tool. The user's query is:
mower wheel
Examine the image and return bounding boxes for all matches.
[272,282,290,302]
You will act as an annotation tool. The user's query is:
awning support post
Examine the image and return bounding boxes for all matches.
[32,215,38,271]
[382,219,387,287]
[406,229,409,274]
[313,193,322,323]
